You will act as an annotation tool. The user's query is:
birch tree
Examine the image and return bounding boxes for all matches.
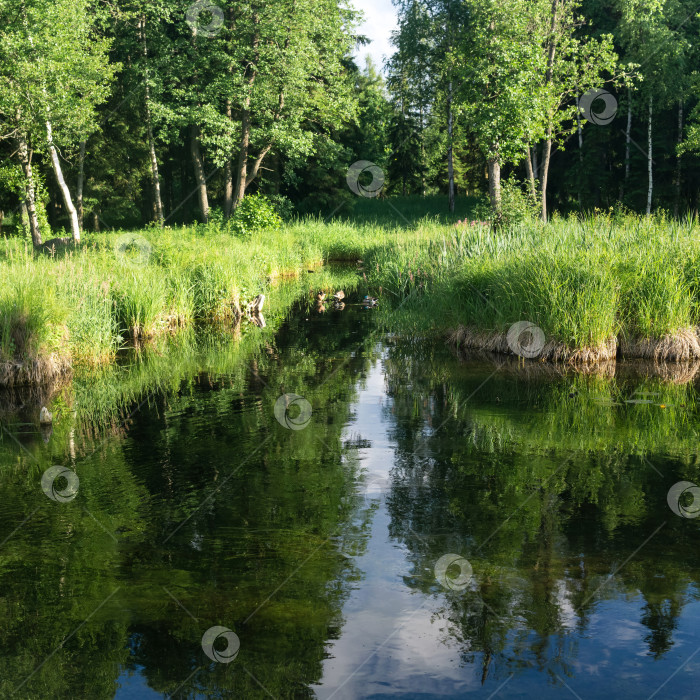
[454,0,546,218]
[616,0,688,214]
[533,0,616,220]
[0,0,113,244]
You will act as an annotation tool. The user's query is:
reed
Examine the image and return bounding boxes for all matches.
[365,210,700,362]
[3,204,700,384]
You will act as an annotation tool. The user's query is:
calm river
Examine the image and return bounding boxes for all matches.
[1,298,700,698]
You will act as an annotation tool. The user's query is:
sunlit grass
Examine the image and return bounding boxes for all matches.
[365,211,700,351]
[2,207,700,376]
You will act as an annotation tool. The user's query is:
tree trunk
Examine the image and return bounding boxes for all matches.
[224,5,236,217]
[674,99,683,218]
[224,99,234,218]
[77,139,86,231]
[147,123,164,225]
[420,103,425,196]
[46,120,80,242]
[140,16,164,226]
[224,159,234,218]
[623,88,632,201]
[575,94,583,208]
[233,17,260,212]
[447,80,455,213]
[246,143,273,190]
[190,124,209,222]
[540,130,553,221]
[646,95,653,215]
[539,0,559,221]
[487,153,501,218]
[525,145,536,199]
[17,133,43,246]
[233,110,250,211]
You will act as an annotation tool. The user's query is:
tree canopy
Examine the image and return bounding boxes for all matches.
[2,0,700,238]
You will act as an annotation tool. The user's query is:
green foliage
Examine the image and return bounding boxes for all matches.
[387,111,426,196]
[112,268,168,338]
[361,208,700,349]
[473,176,539,226]
[229,194,283,238]
[0,217,389,368]
[266,194,295,221]
[0,0,115,145]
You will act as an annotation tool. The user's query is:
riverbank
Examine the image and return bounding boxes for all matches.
[3,208,700,386]
[364,211,700,364]
[0,221,394,386]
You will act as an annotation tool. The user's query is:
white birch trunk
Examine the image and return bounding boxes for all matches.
[646,96,653,215]
[46,120,80,242]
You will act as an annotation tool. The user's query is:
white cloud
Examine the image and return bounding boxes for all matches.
[351,0,398,72]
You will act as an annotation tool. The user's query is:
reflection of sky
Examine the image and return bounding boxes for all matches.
[315,355,474,698]
[351,0,397,72]
[116,667,161,698]
[313,351,700,699]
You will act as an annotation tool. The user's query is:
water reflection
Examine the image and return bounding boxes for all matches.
[1,303,700,698]
[0,299,376,699]
[326,338,700,698]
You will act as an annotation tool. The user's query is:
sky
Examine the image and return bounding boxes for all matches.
[351,0,398,73]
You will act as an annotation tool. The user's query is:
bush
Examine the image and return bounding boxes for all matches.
[229,194,283,238]
[499,176,539,224]
[472,175,539,226]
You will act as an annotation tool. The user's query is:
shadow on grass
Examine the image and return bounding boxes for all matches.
[328,194,483,227]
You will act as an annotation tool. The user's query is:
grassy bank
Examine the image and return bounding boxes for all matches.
[3,201,700,386]
[363,210,700,362]
[0,219,443,385]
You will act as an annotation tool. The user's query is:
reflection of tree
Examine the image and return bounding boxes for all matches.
[0,295,379,698]
[381,339,700,687]
[641,597,682,658]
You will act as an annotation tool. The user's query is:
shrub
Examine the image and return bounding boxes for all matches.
[266,194,295,221]
[229,194,283,238]
[472,175,539,226]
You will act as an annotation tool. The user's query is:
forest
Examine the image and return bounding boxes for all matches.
[2,0,700,241]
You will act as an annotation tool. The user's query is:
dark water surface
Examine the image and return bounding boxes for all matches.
[2,300,700,699]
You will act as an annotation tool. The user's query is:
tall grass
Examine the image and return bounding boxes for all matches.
[0,266,68,362]
[3,205,700,380]
[0,221,391,377]
[365,211,700,353]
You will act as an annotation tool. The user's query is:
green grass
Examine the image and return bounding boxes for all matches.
[337,194,482,226]
[0,220,416,373]
[363,210,700,351]
[3,200,700,380]
[0,264,68,362]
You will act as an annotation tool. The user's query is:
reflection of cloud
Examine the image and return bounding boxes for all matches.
[315,605,477,698]
[589,601,647,649]
[352,0,397,71]
[554,580,577,629]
